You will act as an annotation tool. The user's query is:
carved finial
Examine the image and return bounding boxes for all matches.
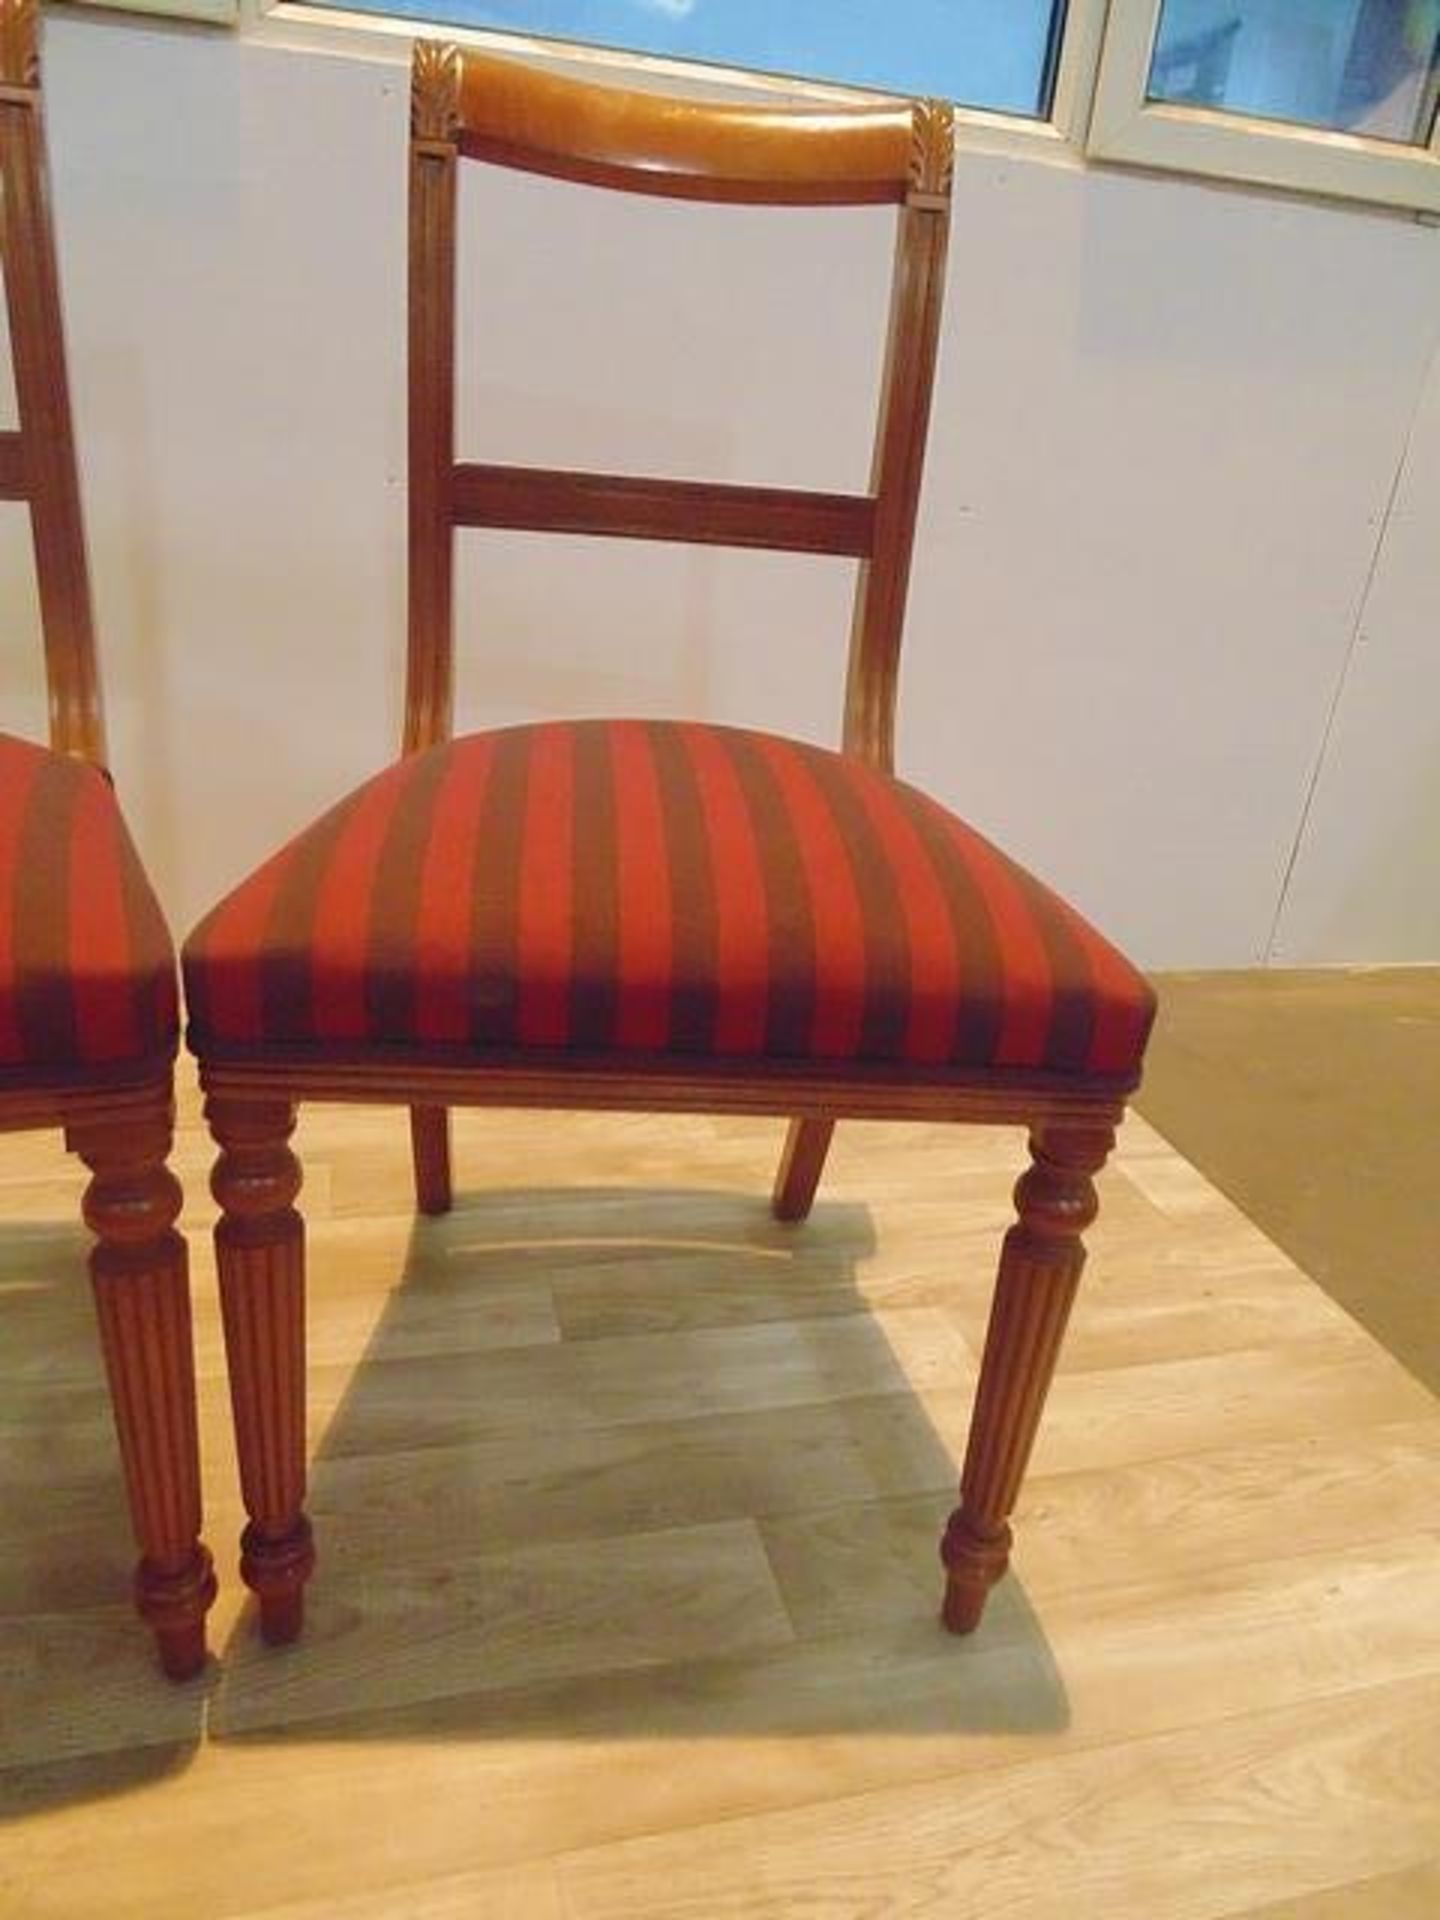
[412,40,461,145]
[0,0,39,90]
[908,98,954,203]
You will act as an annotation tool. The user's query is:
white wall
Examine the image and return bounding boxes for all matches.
[3,13,1439,967]
[1270,332,1440,963]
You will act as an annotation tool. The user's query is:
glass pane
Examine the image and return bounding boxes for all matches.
[1148,0,1440,145]
[313,0,1069,119]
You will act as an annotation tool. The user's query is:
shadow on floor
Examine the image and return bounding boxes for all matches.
[207,1184,1068,1749]
[1,1179,1067,1821]
[0,1217,210,1820]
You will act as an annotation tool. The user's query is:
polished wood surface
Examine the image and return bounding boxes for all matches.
[209,1095,314,1646]
[404,45,458,758]
[771,1115,836,1223]
[0,425,25,495]
[941,1123,1112,1630]
[450,463,877,555]
[199,1049,1132,1125]
[3,1077,1438,1916]
[842,168,951,772]
[69,1091,216,1679]
[409,1103,453,1216]
[0,0,103,766]
[0,0,211,1679]
[453,47,918,205]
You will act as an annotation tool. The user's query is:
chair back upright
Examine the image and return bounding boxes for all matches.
[405,44,954,775]
[0,0,102,765]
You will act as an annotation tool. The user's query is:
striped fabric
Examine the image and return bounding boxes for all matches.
[0,732,178,1077]
[183,721,1154,1081]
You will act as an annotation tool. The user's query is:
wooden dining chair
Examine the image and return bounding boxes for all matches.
[0,0,214,1678]
[182,43,1156,1649]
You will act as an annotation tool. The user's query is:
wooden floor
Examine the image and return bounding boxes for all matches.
[2,1066,1439,1917]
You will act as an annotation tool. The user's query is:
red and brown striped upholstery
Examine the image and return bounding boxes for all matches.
[0,731,178,1079]
[183,720,1153,1082]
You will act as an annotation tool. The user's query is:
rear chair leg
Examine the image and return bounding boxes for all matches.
[71,1099,217,1680]
[207,1092,314,1645]
[771,1117,835,1223]
[941,1121,1114,1633]
[410,1104,452,1216]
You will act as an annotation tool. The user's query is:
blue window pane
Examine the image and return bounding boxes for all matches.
[316,1,1067,118]
[1149,0,1440,145]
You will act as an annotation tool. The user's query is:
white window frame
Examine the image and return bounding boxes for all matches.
[86,0,239,22]
[250,0,1111,166]
[81,0,1440,216]
[1088,0,1440,213]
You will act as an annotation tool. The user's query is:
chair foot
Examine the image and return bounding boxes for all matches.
[938,1122,1114,1634]
[260,1589,307,1646]
[939,1514,1011,1634]
[771,1117,835,1222]
[139,1545,218,1679]
[410,1105,452,1216]
[156,1621,210,1682]
[241,1517,315,1645]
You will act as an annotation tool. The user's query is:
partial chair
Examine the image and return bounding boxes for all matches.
[0,0,214,1677]
[183,44,1155,1648]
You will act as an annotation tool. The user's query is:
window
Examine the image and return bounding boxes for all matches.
[1149,0,1440,142]
[268,0,1440,212]
[302,0,1072,120]
[1091,0,1440,210]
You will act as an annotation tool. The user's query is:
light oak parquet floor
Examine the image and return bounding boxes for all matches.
[1,1066,1437,1917]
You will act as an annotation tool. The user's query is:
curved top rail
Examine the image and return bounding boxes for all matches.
[421,46,940,206]
[0,0,38,91]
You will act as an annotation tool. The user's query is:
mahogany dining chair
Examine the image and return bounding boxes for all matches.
[182,43,1156,1649]
[0,0,214,1677]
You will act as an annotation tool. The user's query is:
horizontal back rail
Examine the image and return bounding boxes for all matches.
[451,463,876,556]
[454,49,915,205]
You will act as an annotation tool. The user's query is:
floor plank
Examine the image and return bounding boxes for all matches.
[556,1678,1440,1920]
[1232,1857,1440,1920]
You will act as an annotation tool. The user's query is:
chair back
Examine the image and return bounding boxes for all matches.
[0,0,102,764]
[406,44,953,773]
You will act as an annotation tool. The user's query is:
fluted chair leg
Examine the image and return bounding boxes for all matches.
[771,1117,835,1223]
[207,1093,314,1645]
[71,1097,217,1680]
[941,1121,1114,1633]
[410,1104,452,1216]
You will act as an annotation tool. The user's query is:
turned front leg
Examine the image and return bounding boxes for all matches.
[207,1093,314,1644]
[71,1101,217,1680]
[941,1121,1114,1634]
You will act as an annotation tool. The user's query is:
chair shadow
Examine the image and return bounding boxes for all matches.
[0,1217,210,1822]
[208,1180,1070,1750]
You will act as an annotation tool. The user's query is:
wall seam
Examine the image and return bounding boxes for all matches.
[1262,321,1440,965]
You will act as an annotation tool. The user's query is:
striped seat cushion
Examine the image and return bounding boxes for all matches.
[183,720,1154,1081]
[0,732,178,1079]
